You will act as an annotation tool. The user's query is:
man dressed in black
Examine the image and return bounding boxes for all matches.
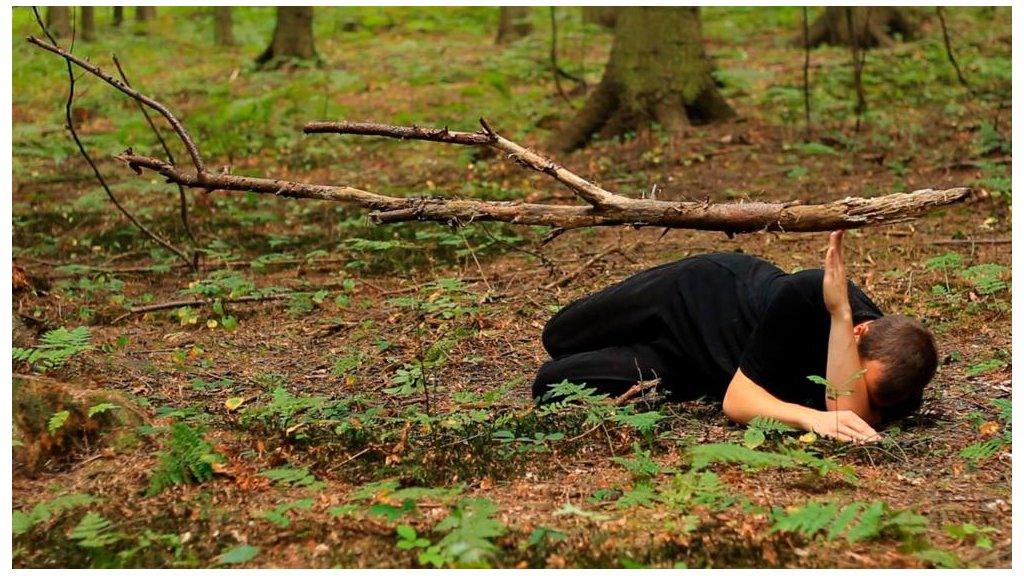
[534,232,938,442]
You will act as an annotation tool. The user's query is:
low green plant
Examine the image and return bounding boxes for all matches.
[770,500,927,543]
[260,498,314,528]
[13,326,92,372]
[12,493,100,536]
[146,423,222,496]
[70,512,124,549]
[259,466,324,491]
[417,498,507,568]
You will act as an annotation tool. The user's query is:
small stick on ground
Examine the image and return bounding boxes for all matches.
[931,237,1010,246]
[613,378,661,407]
[111,292,298,324]
[543,245,621,290]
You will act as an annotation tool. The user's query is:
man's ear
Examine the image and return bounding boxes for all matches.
[853,320,873,339]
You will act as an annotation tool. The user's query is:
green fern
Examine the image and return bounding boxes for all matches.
[616,482,657,509]
[610,443,664,480]
[13,326,92,372]
[961,263,1009,295]
[660,471,736,512]
[610,409,664,433]
[146,423,222,497]
[69,512,123,548]
[689,443,797,471]
[260,498,314,528]
[771,500,927,543]
[418,498,507,568]
[748,416,798,434]
[87,403,121,418]
[959,437,1006,464]
[12,492,99,536]
[259,466,324,491]
[47,410,70,434]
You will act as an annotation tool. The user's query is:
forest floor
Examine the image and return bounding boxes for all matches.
[11,7,1012,568]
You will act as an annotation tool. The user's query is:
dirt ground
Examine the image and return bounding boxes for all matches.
[12,7,1011,568]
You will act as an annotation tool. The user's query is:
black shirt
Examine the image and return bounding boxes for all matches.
[666,252,884,409]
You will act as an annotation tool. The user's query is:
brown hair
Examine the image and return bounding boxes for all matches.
[857,315,938,425]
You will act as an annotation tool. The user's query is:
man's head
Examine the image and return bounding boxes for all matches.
[854,315,938,425]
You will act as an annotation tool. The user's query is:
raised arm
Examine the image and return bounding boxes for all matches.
[822,230,881,426]
[723,368,879,442]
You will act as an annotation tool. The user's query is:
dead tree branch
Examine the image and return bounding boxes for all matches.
[27,34,207,176]
[29,34,983,238]
[29,12,195,270]
[115,151,981,232]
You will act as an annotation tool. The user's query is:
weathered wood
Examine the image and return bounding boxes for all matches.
[117,151,980,233]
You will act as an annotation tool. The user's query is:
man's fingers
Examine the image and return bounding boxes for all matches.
[845,417,877,438]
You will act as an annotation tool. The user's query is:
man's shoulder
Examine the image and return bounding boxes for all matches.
[693,251,778,271]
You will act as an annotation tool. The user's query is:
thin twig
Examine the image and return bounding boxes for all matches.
[845,8,868,133]
[613,378,661,407]
[930,237,1010,246]
[543,245,621,290]
[935,7,973,93]
[112,54,199,253]
[549,7,581,109]
[802,6,812,133]
[30,9,194,271]
[27,34,207,176]
[111,292,298,324]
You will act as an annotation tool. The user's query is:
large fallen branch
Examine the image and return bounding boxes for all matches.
[29,35,983,236]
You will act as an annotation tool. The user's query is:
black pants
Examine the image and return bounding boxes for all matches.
[533,260,692,403]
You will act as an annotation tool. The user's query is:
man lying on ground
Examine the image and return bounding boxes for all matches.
[533,230,938,443]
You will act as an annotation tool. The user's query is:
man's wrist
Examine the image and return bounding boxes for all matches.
[829,307,853,322]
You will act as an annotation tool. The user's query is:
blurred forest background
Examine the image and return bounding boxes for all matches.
[12,6,1011,569]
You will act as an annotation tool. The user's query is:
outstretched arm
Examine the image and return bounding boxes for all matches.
[723,368,879,442]
[822,230,880,426]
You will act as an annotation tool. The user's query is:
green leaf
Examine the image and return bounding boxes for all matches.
[743,427,766,449]
[87,403,120,418]
[216,544,260,565]
[396,524,417,541]
[845,501,886,543]
[47,410,70,434]
[914,547,960,568]
[12,511,33,536]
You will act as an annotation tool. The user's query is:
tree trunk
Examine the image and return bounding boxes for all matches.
[582,6,618,29]
[112,6,123,27]
[495,7,533,44]
[80,7,96,42]
[804,7,917,48]
[550,7,734,153]
[255,7,318,68]
[136,6,155,22]
[45,7,72,38]
[134,6,155,36]
[213,7,235,46]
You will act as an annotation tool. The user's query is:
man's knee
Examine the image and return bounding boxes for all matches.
[532,360,568,403]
